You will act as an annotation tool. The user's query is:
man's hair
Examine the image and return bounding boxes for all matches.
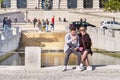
[70,27,76,31]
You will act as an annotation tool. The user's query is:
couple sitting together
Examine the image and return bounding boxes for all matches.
[63,26,93,71]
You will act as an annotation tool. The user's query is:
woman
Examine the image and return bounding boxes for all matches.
[46,19,49,32]
[63,27,81,71]
[37,19,42,32]
[41,19,46,31]
[78,26,93,71]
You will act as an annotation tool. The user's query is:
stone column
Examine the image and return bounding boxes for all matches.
[38,0,41,9]
[53,0,57,9]
[27,0,36,9]
[77,0,84,9]
[36,0,41,9]
[59,0,67,9]
[57,0,60,9]
[11,0,17,9]
[93,0,100,9]
[25,47,41,70]
[36,0,39,8]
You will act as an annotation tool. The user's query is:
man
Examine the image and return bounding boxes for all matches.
[63,27,82,71]
[7,17,12,30]
[3,17,8,32]
[33,18,37,28]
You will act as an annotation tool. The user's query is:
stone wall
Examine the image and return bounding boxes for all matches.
[0,27,21,54]
[0,11,25,23]
[87,27,120,52]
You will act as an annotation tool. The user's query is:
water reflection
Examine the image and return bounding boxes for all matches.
[0,52,120,66]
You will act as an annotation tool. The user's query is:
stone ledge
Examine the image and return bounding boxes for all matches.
[0,65,120,72]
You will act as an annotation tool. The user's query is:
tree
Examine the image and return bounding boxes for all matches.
[0,0,4,8]
[103,0,120,12]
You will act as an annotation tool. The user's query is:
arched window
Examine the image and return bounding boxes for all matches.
[84,0,93,8]
[17,0,27,8]
[1,0,11,8]
[99,0,108,8]
[67,0,77,9]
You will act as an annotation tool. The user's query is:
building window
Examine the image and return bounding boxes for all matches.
[17,0,27,8]
[84,0,93,8]
[67,0,77,9]
[1,0,11,8]
[99,0,108,8]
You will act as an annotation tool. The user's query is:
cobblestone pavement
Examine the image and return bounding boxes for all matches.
[0,65,120,80]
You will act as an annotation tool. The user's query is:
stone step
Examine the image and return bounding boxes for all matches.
[41,42,64,47]
[42,46,63,50]
[20,42,64,47]
[17,46,64,54]
[20,32,66,47]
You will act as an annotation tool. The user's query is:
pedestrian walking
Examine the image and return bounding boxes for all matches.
[7,17,12,30]
[46,19,49,32]
[50,15,55,31]
[37,19,42,32]
[3,17,7,32]
[33,18,37,27]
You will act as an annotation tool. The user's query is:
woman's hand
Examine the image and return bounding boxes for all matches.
[72,36,77,41]
[74,48,78,51]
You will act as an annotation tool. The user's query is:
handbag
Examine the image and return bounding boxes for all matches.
[79,47,83,52]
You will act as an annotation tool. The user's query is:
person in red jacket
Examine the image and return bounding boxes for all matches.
[50,15,55,31]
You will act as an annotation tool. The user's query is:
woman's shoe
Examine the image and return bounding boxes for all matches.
[76,66,83,71]
[86,66,92,71]
[80,63,84,70]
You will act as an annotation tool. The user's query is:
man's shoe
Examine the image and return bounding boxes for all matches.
[62,66,67,71]
[76,66,83,71]
[87,66,92,71]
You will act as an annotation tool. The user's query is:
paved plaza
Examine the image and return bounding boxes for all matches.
[0,65,120,80]
[0,9,120,80]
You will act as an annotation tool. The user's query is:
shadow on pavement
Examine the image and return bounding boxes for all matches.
[92,65,107,71]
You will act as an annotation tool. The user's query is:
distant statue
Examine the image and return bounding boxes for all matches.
[44,0,51,10]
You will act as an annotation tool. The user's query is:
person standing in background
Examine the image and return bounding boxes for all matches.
[14,18,17,24]
[41,19,46,31]
[33,18,37,28]
[113,17,115,22]
[3,17,7,32]
[46,19,49,32]
[3,17,6,28]
[37,19,42,32]
[7,17,12,30]
[50,15,55,31]
[58,17,62,22]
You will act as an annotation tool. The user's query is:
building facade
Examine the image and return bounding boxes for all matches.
[2,0,108,9]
